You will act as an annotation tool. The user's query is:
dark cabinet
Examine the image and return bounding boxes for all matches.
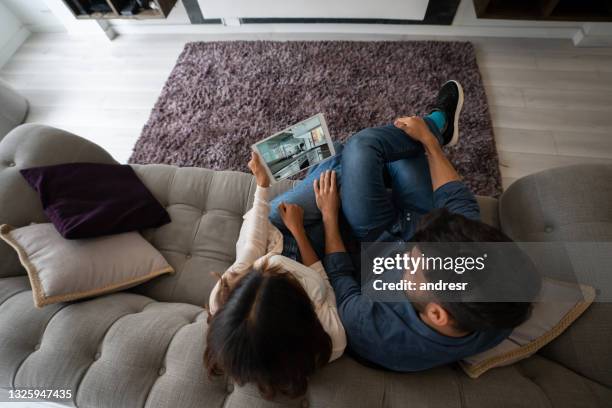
[473,0,612,22]
[62,0,177,19]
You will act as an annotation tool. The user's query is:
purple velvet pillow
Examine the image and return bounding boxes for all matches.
[20,163,171,239]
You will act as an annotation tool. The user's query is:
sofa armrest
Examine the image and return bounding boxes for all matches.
[0,79,28,142]
[0,124,117,278]
[499,164,612,388]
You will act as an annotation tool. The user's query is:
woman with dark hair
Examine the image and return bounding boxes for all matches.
[206,152,346,399]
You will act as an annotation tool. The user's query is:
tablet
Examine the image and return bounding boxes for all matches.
[252,113,335,182]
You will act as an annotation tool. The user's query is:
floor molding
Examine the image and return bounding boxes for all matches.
[0,26,31,69]
[573,28,612,47]
[109,22,579,40]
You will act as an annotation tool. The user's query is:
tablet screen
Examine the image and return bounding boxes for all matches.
[252,113,335,182]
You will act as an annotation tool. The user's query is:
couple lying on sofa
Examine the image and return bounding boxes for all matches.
[204,81,538,398]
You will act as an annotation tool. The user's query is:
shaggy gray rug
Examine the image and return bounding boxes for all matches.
[130,41,501,196]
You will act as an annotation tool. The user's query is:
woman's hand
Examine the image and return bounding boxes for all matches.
[394,116,438,147]
[248,151,270,188]
[314,170,340,223]
[278,202,305,235]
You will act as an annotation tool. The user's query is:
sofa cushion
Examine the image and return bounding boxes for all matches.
[459,355,612,408]
[0,223,174,308]
[460,278,595,378]
[2,277,610,408]
[0,277,228,407]
[20,162,171,239]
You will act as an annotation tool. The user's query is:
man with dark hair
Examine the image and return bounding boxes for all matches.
[269,81,540,371]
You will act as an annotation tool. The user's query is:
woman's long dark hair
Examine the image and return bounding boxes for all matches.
[205,264,332,399]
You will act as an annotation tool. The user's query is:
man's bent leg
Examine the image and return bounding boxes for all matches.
[387,155,434,214]
[340,119,442,240]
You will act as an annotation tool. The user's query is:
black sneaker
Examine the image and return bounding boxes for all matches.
[431,80,464,146]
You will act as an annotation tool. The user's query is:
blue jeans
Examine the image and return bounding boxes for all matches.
[269,119,442,258]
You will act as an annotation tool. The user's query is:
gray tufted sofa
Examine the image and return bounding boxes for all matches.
[0,124,611,408]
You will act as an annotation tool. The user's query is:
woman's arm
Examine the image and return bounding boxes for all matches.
[210,152,271,314]
[277,202,319,267]
[231,185,270,272]
[229,152,272,273]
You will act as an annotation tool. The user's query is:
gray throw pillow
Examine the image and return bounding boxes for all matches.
[0,223,174,308]
[460,277,595,378]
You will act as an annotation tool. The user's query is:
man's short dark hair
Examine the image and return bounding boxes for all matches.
[204,265,331,399]
[411,209,541,333]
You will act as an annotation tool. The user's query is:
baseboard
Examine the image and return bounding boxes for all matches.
[26,23,67,34]
[573,29,612,47]
[0,26,30,69]
[109,22,579,40]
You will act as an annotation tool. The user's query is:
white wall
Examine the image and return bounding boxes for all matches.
[0,1,30,68]
[0,1,20,42]
[8,0,609,46]
[1,0,63,32]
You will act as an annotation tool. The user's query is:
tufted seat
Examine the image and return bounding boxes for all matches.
[1,124,611,407]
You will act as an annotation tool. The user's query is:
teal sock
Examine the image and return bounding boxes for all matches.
[425,110,447,133]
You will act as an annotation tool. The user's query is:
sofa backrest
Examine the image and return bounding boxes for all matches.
[499,163,612,388]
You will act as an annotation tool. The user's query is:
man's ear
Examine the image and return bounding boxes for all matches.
[424,302,451,328]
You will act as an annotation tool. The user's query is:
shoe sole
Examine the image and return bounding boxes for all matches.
[447,80,464,147]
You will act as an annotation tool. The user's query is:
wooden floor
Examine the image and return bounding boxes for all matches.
[1,33,611,191]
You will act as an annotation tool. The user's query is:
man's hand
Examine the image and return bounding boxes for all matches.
[394,116,438,147]
[314,170,340,224]
[248,151,270,188]
[278,202,305,235]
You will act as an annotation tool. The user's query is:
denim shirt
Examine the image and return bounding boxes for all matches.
[323,252,510,372]
[322,180,509,372]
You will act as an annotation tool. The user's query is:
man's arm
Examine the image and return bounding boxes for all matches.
[421,138,460,190]
[395,116,460,190]
[314,170,424,370]
[314,170,368,321]
[395,116,480,220]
